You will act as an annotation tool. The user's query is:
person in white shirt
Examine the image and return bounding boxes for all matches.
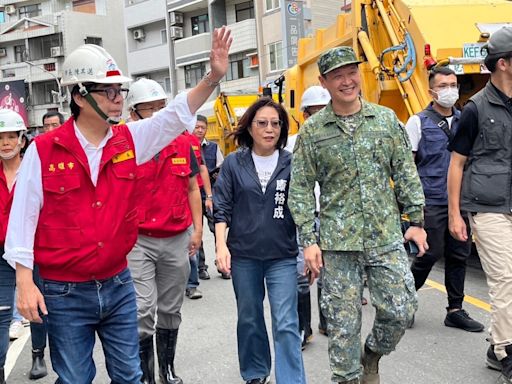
[3,28,231,384]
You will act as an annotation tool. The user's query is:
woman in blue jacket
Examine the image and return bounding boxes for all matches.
[214,98,306,384]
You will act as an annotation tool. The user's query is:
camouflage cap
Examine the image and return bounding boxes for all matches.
[486,26,512,55]
[318,46,361,75]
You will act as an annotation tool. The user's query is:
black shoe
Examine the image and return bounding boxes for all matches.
[246,377,270,384]
[407,314,415,329]
[156,328,183,384]
[1,367,5,384]
[220,271,231,279]
[185,287,203,299]
[500,355,512,383]
[29,349,48,380]
[487,345,503,371]
[444,309,484,332]
[198,269,210,280]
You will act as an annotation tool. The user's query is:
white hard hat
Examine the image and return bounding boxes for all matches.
[61,44,132,87]
[126,78,167,110]
[300,86,331,111]
[0,109,27,133]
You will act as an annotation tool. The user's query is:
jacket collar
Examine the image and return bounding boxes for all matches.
[322,98,377,124]
[237,147,290,194]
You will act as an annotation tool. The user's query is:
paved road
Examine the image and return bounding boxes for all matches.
[5,229,501,384]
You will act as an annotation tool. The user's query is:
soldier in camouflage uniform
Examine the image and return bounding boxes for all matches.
[289,46,428,384]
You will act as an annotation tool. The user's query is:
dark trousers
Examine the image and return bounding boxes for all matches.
[410,205,471,309]
[30,265,47,350]
[198,191,215,272]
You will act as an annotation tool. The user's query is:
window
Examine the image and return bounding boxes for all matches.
[268,41,283,71]
[265,0,279,11]
[84,36,102,46]
[14,45,26,63]
[164,77,171,93]
[29,34,63,60]
[191,14,209,36]
[32,81,58,105]
[236,1,254,22]
[19,4,42,18]
[161,29,167,44]
[184,63,206,88]
[226,53,250,81]
[0,11,5,23]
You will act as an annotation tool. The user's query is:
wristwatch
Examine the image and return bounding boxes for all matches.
[409,221,424,228]
[206,194,213,200]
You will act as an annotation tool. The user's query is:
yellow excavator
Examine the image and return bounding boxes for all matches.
[283,0,511,134]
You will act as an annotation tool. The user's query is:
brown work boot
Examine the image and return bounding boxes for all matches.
[361,344,382,384]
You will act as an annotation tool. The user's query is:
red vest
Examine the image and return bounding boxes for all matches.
[34,118,138,282]
[137,135,192,237]
[0,166,14,245]
[183,131,204,188]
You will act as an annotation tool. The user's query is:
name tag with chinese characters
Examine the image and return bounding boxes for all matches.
[112,150,134,164]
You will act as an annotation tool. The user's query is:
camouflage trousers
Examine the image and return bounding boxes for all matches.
[321,242,417,382]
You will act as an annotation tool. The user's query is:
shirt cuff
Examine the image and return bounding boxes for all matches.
[2,248,34,270]
[406,209,424,223]
[299,232,317,248]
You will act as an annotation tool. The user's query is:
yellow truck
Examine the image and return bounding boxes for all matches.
[284,0,512,134]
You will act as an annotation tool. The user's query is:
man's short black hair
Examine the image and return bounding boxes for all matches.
[196,114,208,124]
[484,51,512,73]
[428,67,456,88]
[42,110,65,125]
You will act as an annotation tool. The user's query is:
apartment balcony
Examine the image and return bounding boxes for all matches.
[228,18,257,54]
[0,59,60,83]
[127,44,170,75]
[0,14,58,43]
[125,0,166,28]
[167,0,207,13]
[174,32,210,67]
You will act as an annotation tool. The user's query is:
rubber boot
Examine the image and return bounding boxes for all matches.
[362,344,382,384]
[317,286,328,336]
[139,337,156,384]
[156,328,183,384]
[298,291,313,349]
[29,349,48,380]
[1,367,5,384]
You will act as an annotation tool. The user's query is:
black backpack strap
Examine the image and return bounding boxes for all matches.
[421,109,453,141]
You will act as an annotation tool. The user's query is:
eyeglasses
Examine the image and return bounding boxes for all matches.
[252,119,282,129]
[88,87,129,101]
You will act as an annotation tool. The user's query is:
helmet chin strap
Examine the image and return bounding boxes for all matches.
[78,83,121,125]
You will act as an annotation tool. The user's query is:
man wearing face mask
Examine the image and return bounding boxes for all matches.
[404,67,484,332]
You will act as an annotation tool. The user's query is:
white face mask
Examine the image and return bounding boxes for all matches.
[434,87,459,108]
[0,144,21,160]
[0,134,23,160]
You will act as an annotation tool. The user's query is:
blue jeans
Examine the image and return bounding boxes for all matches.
[0,253,15,368]
[231,256,306,384]
[30,265,47,350]
[41,268,141,384]
[187,252,199,289]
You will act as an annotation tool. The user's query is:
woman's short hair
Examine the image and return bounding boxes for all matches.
[234,97,289,150]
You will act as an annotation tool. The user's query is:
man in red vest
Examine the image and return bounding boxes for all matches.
[3,27,231,384]
[126,78,203,384]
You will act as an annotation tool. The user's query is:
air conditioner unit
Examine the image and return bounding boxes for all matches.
[5,5,16,14]
[169,26,183,40]
[133,28,145,40]
[0,48,6,57]
[50,46,63,57]
[169,11,183,26]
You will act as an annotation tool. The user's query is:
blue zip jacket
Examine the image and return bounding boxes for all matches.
[213,147,298,260]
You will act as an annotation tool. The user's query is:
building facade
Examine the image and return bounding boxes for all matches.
[0,0,128,128]
[123,0,344,102]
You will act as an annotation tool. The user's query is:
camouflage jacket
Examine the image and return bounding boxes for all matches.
[289,100,424,251]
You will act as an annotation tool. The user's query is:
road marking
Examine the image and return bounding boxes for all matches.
[425,278,491,312]
[5,327,30,378]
